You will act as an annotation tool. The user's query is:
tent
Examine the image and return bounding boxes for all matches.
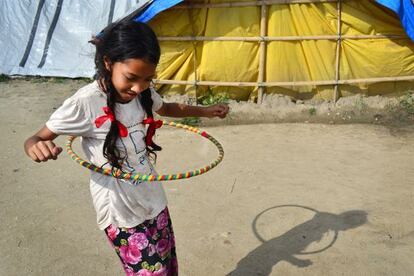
[147,0,414,101]
[1,0,414,101]
[0,0,180,77]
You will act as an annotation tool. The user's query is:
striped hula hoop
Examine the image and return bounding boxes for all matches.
[66,120,224,181]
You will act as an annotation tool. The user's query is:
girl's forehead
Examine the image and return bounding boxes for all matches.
[117,58,156,76]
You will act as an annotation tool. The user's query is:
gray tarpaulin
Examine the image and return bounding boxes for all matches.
[0,0,151,78]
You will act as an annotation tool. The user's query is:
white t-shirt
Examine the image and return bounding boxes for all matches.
[46,81,167,230]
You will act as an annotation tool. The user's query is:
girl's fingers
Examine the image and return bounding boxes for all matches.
[51,146,63,159]
[218,104,229,113]
[45,141,61,159]
[53,146,63,156]
[26,140,60,162]
[214,104,229,117]
[38,142,53,160]
[28,149,41,162]
[32,146,46,162]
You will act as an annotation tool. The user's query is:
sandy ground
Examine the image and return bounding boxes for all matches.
[1,79,414,276]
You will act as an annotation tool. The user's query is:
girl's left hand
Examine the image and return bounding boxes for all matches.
[204,104,230,118]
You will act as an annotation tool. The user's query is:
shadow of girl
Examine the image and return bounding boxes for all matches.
[228,207,367,276]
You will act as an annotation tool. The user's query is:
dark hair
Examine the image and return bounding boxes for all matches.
[90,20,161,170]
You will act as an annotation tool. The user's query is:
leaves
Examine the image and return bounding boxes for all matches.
[399,91,414,114]
[197,88,229,106]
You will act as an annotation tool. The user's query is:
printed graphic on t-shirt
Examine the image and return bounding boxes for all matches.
[117,124,155,186]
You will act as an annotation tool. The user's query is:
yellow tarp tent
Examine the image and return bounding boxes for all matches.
[149,0,414,101]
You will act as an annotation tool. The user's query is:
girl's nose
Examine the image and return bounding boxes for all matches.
[131,82,148,94]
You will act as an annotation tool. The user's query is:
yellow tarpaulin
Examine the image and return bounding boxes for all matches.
[149,0,414,101]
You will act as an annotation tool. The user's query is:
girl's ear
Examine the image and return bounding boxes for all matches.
[103,56,112,71]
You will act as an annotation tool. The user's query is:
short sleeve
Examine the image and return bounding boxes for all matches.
[150,87,164,112]
[46,98,93,136]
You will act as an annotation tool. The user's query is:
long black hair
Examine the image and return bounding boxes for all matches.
[90,20,161,170]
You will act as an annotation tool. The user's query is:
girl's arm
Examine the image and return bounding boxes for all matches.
[156,102,229,118]
[24,126,62,162]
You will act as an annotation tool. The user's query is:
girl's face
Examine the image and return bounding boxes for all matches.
[106,58,156,103]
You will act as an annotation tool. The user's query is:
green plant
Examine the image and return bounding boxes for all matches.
[399,91,414,115]
[0,74,10,82]
[175,117,201,127]
[354,95,368,112]
[309,107,317,116]
[197,87,229,106]
[30,76,49,83]
[49,77,67,83]
[29,76,68,83]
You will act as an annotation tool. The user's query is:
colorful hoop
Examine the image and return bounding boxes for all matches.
[65,120,224,181]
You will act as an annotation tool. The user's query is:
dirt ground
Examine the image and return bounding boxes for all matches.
[1,79,414,276]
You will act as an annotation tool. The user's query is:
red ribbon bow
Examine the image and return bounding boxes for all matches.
[142,117,163,147]
[95,106,128,137]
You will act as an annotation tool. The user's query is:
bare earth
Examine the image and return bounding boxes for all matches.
[1,80,414,276]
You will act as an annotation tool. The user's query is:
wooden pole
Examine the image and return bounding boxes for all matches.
[187,7,198,104]
[257,3,268,104]
[158,34,405,42]
[153,75,414,87]
[333,0,342,103]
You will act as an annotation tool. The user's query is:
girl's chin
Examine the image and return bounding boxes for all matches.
[116,95,136,103]
[117,93,138,103]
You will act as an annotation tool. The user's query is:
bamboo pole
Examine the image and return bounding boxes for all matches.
[333,0,342,103]
[174,0,338,9]
[187,7,198,104]
[153,75,414,87]
[158,34,406,42]
[257,4,268,104]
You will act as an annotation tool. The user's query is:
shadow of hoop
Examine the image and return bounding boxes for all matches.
[252,204,339,255]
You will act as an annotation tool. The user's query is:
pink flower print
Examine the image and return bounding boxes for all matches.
[128,232,149,250]
[136,268,153,276]
[127,227,137,234]
[106,224,120,241]
[146,227,159,240]
[148,243,156,257]
[156,239,170,257]
[161,228,169,239]
[153,265,167,276]
[124,265,136,276]
[156,212,168,230]
[119,245,142,265]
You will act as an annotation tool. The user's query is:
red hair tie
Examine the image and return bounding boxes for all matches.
[142,117,163,147]
[95,106,128,137]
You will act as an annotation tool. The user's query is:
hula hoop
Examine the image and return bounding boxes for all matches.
[65,120,224,182]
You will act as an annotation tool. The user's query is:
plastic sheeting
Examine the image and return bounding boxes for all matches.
[149,0,414,100]
[135,0,183,22]
[0,0,164,78]
[2,0,413,100]
[376,0,414,41]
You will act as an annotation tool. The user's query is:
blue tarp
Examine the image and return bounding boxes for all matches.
[135,0,183,23]
[376,0,414,41]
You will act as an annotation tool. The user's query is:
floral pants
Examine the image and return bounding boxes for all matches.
[105,208,178,276]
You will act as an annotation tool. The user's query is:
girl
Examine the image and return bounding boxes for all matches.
[24,21,229,275]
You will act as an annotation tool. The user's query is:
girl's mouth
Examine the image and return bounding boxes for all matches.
[126,91,138,96]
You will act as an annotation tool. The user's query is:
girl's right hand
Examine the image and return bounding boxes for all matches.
[27,140,62,162]
[24,126,61,163]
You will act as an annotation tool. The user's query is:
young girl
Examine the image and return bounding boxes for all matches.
[24,21,229,275]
